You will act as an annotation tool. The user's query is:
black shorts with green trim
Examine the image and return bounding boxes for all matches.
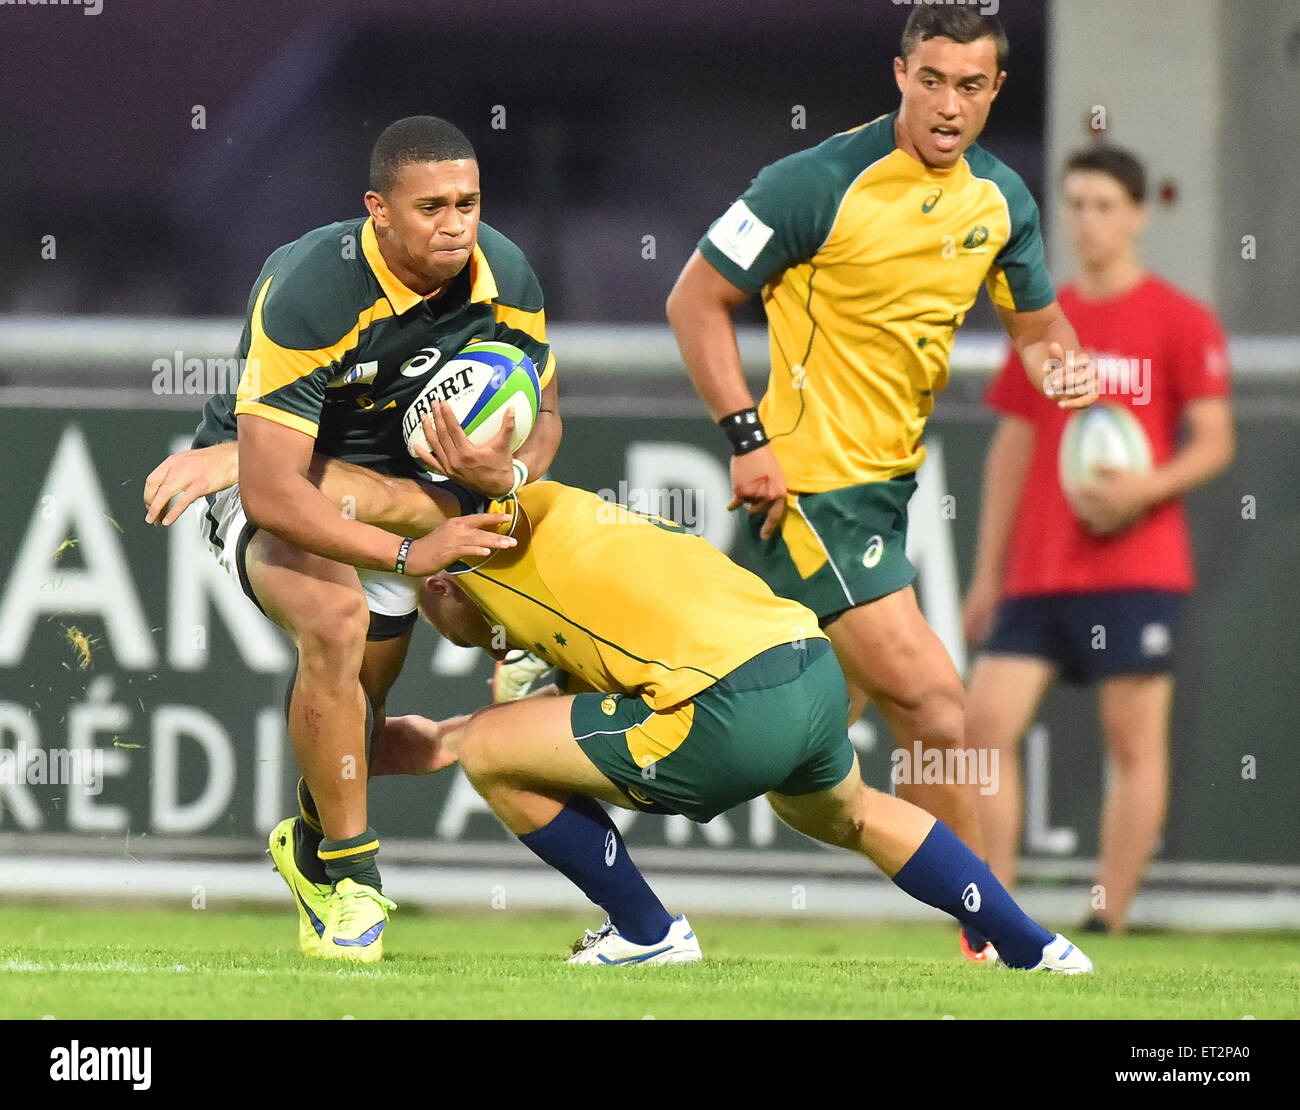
[738,475,919,624]
[570,638,854,824]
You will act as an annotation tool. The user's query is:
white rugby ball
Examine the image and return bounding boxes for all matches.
[1058,402,1152,507]
[402,340,540,464]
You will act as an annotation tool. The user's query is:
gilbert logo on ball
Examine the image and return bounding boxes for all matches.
[403,340,541,461]
[1058,402,1153,513]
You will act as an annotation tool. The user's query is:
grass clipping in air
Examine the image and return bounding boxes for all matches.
[62,625,96,670]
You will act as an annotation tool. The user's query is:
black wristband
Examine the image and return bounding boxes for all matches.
[394,537,413,576]
[718,407,769,456]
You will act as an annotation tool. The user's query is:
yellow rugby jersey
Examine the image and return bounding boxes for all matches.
[698,111,1055,492]
[456,482,826,710]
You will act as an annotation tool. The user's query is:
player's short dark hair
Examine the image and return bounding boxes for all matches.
[900,7,1009,72]
[1063,145,1147,204]
[369,116,477,194]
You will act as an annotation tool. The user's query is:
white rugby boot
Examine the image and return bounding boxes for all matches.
[1026,932,1094,974]
[568,914,702,966]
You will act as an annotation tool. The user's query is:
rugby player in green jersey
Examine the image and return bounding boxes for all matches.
[144,116,559,961]
[668,7,1097,963]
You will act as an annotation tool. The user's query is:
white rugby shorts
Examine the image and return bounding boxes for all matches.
[201,485,419,623]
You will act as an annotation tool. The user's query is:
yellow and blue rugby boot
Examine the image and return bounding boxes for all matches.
[318,878,397,963]
[267,816,330,955]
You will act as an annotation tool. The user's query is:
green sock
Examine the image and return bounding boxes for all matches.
[318,827,382,892]
[294,779,328,886]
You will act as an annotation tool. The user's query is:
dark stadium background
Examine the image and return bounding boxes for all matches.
[0,0,1043,327]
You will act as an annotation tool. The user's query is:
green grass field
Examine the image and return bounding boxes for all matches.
[2,904,1296,1020]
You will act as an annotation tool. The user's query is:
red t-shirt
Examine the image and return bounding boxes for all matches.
[987,275,1230,597]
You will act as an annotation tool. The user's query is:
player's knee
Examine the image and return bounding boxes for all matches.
[908,680,966,748]
[874,670,964,740]
[454,713,506,786]
[294,590,369,667]
[1104,728,1166,773]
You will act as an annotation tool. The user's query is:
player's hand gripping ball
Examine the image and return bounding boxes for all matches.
[402,340,540,462]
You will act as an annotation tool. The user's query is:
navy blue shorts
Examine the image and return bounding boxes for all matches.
[982,590,1185,685]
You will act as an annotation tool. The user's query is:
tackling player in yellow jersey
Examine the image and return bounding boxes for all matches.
[263,425,1093,972]
[666,6,1096,963]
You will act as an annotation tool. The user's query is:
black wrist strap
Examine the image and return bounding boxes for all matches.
[718,407,769,456]
[394,537,413,576]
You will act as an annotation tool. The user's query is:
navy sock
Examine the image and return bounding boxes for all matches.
[519,795,673,945]
[892,822,1053,969]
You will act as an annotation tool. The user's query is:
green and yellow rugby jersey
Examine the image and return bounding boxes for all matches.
[194,217,555,475]
[459,482,827,710]
[698,111,1054,492]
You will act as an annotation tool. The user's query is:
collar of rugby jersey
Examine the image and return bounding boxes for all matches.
[361,216,499,314]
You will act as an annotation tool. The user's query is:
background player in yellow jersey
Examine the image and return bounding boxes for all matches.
[274,428,1092,973]
[667,7,1096,962]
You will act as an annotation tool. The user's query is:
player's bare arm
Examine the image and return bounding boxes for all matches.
[667,251,757,418]
[141,422,516,576]
[1074,397,1235,535]
[238,414,419,571]
[306,443,516,575]
[963,414,1034,645]
[667,249,788,539]
[238,414,513,577]
[996,300,1098,410]
[516,375,561,478]
[368,713,465,777]
[144,439,442,533]
[146,376,555,526]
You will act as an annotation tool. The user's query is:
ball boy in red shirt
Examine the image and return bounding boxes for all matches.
[961,146,1235,943]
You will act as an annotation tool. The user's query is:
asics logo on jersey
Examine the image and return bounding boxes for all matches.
[862,534,884,569]
[604,830,618,867]
[922,188,943,213]
[962,883,981,913]
[399,348,443,376]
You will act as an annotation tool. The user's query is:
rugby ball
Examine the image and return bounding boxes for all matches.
[1058,402,1152,506]
[402,340,540,463]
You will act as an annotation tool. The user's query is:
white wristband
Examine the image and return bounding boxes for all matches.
[508,459,529,495]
